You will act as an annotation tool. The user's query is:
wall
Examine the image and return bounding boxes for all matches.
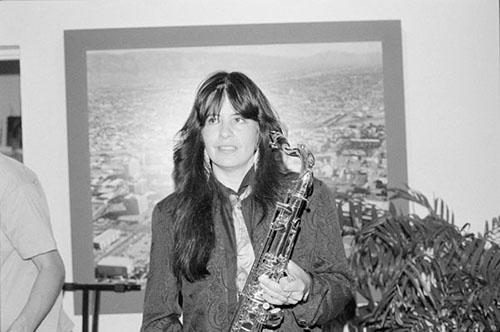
[0,1,499,331]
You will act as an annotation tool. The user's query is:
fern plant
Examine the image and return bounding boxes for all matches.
[339,188,500,331]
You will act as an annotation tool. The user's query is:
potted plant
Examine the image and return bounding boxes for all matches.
[338,188,500,331]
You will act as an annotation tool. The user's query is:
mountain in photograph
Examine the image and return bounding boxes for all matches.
[87,49,381,87]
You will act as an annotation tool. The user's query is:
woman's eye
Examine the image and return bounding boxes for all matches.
[234,117,245,123]
[206,115,218,124]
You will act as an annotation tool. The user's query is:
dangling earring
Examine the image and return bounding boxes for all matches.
[203,149,212,179]
[253,148,260,171]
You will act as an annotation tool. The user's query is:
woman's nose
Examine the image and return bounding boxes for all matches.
[219,120,234,138]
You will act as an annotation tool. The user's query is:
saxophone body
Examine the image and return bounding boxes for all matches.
[228,131,315,332]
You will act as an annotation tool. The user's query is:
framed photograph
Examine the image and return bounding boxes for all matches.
[0,57,22,162]
[65,21,407,313]
[6,116,22,149]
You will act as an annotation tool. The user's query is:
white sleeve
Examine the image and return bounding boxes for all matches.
[0,178,57,259]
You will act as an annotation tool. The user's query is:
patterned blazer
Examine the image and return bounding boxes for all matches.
[141,177,355,332]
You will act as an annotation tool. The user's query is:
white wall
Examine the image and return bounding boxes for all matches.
[1,1,499,331]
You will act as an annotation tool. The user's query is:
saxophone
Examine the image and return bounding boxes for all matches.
[228,131,315,332]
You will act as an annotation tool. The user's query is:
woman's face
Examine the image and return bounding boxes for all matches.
[202,100,260,178]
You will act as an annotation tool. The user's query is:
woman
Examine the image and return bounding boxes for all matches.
[141,71,355,331]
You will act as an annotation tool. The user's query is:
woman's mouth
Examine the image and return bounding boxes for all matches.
[217,145,237,152]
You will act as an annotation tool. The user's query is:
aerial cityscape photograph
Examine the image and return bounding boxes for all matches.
[86,42,388,284]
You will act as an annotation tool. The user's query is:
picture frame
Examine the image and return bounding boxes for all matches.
[65,20,407,313]
[0,56,22,162]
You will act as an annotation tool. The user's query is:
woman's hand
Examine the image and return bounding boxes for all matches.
[258,260,311,306]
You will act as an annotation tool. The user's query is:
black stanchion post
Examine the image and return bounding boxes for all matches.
[62,282,141,332]
[82,289,89,332]
[93,290,100,332]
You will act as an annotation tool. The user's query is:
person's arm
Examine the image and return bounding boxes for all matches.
[1,171,67,332]
[289,181,356,328]
[7,250,65,332]
[141,202,183,332]
[259,181,355,327]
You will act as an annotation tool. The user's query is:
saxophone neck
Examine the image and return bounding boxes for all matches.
[269,130,315,173]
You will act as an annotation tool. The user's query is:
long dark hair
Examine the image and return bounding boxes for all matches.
[172,71,288,282]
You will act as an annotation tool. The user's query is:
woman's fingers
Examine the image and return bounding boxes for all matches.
[258,281,287,304]
[258,274,303,305]
[285,260,312,300]
[257,260,311,306]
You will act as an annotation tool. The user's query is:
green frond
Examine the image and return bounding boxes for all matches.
[345,186,500,330]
